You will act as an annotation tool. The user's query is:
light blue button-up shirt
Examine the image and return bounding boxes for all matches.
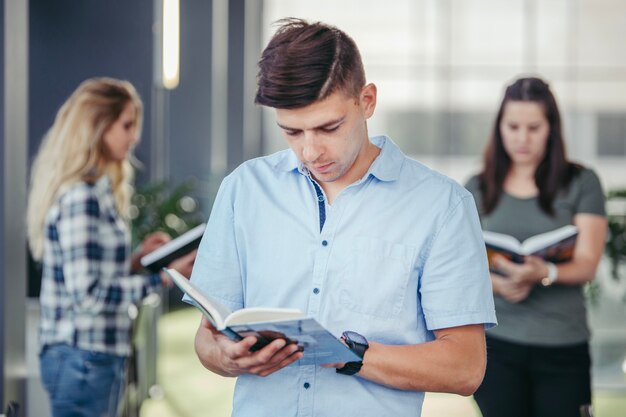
[189,136,496,417]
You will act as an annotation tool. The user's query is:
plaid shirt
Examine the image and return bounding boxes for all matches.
[39,176,161,357]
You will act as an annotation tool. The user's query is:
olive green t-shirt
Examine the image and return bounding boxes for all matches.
[465,168,605,346]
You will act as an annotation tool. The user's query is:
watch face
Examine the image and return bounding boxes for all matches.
[342,331,367,345]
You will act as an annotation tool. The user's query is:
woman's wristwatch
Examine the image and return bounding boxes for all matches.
[336,331,369,375]
[541,261,558,287]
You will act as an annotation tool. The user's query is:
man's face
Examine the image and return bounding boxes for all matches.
[275,85,377,188]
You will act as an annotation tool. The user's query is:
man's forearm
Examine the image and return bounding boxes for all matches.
[356,324,486,396]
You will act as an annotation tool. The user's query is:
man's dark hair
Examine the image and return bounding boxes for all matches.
[255,18,366,109]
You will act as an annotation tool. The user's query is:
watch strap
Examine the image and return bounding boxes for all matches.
[336,331,369,376]
[541,262,558,287]
[336,361,363,375]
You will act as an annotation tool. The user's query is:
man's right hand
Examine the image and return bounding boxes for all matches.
[194,317,303,377]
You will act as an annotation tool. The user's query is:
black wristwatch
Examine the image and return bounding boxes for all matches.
[336,331,369,375]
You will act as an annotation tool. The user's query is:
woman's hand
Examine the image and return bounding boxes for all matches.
[139,232,171,257]
[490,254,549,303]
[159,250,197,286]
[491,273,533,303]
[492,255,548,286]
[130,232,171,272]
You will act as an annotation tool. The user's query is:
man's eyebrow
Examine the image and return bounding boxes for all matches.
[276,122,299,131]
[276,117,346,132]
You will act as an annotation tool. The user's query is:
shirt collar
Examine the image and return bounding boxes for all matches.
[93,175,112,195]
[273,135,404,182]
[367,135,404,182]
[95,174,111,186]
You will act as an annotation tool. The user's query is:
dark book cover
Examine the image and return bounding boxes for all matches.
[140,223,206,272]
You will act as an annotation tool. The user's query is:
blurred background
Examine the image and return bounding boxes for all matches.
[2,0,625,415]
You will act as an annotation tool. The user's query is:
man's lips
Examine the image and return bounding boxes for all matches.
[310,162,334,173]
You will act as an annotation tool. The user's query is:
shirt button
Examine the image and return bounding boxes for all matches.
[304,382,310,389]
[322,240,328,246]
[313,288,320,294]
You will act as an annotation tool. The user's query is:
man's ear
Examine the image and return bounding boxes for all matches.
[359,83,377,119]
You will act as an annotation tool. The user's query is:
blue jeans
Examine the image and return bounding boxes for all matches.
[40,344,127,417]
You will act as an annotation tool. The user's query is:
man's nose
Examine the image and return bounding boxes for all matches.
[302,132,323,162]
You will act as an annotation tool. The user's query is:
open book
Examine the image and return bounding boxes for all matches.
[483,224,578,267]
[140,223,206,272]
[164,268,361,365]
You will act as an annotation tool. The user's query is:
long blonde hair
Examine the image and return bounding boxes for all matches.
[27,77,143,260]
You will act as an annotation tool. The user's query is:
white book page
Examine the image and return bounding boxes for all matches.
[165,268,232,329]
[225,308,306,327]
[141,223,206,266]
[482,230,523,253]
[521,225,578,254]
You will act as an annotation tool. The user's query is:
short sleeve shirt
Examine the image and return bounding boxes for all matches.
[465,168,605,346]
[190,136,496,417]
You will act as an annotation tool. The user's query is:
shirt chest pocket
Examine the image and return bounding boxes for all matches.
[338,236,416,319]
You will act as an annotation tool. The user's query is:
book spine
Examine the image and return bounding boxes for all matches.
[221,327,244,342]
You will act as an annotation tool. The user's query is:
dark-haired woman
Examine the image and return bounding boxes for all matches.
[465,76,607,417]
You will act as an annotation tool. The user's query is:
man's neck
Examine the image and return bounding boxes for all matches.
[318,141,381,204]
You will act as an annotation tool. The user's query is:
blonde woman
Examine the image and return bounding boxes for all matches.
[27,77,195,417]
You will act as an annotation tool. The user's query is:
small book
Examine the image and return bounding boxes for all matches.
[164,268,361,365]
[140,223,206,272]
[483,224,578,266]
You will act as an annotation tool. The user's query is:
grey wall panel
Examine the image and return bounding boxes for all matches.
[0,0,6,406]
[28,0,154,183]
[3,0,28,411]
[168,0,213,191]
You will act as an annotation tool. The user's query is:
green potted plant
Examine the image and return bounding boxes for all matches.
[130,178,203,247]
[584,189,626,305]
[605,189,626,282]
[130,178,204,309]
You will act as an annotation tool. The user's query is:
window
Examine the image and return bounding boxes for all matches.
[262,0,626,185]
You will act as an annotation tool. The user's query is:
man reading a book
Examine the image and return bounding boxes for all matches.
[188,18,497,416]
